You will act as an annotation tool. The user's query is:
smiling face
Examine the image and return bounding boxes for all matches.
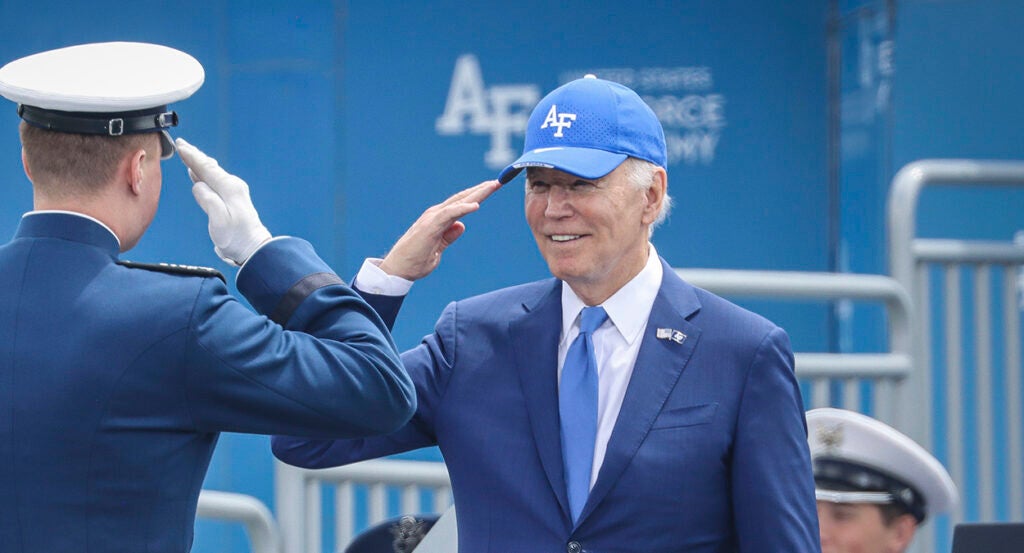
[524,161,665,305]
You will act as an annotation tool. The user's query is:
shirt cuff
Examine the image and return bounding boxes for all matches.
[353,258,414,296]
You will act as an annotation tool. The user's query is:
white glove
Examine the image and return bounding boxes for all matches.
[176,138,272,266]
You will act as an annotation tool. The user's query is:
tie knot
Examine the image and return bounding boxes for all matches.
[579,306,608,335]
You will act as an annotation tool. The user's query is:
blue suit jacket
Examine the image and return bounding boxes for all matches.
[0,213,414,553]
[274,258,820,553]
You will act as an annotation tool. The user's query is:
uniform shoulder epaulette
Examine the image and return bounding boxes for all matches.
[117,260,226,284]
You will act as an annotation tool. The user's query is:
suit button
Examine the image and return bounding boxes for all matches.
[567,541,582,553]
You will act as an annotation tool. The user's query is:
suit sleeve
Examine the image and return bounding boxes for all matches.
[731,327,821,553]
[181,237,416,438]
[353,289,405,331]
[273,297,459,468]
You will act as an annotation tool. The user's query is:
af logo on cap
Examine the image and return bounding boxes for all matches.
[540,104,577,137]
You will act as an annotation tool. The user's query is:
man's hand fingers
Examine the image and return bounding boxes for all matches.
[439,180,502,208]
[176,138,232,190]
[440,222,466,248]
[191,181,228,221]
[431,202,480,231]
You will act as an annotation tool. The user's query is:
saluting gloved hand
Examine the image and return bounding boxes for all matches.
[176,138,272,266]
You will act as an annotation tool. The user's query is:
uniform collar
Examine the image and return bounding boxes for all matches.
[560,243,663,345]
[17,211,121,256]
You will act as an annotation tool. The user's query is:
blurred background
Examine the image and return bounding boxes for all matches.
[1,1,1021,552]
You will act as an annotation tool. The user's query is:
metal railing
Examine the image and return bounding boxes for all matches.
[196,489,282,553]
[274,458,452,553]
[676,268,912,424]
[887,159,1024,553]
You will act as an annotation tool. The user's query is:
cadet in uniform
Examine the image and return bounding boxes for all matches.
[0,42,414,553]
[807,408,959,553]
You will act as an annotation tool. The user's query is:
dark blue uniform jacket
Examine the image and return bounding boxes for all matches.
[0,212,414,553]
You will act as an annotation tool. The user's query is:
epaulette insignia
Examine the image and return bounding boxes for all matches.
[117,260,226,284]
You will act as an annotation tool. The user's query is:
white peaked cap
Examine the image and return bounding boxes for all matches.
[0,41,203,112]
[807,408,958,522]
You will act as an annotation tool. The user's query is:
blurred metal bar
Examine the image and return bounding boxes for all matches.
[369,483,386,524]
[945,264,965,523]
[433,487,452,514]
[276,459,452,553]
[812,379,830,408]
[974,264,993,521]
[889,159,1024,455]
[842,378,860,410]
[197,490,282,553]
[915,239,1024,264]
[335,482,353,551]
[795,353,911,377]
[402,484,420,515]
[1005,266,1023,521]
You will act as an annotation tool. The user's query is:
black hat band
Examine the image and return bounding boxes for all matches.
[814,457,928,523]
[17,104,177,137]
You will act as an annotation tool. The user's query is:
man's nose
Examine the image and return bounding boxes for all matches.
[544,186,574,217]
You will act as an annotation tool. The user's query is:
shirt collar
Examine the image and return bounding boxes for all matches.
[560,243,664,345]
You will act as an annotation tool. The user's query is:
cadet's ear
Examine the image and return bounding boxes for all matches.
[125,148,148,195]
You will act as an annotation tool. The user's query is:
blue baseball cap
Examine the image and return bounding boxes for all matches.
[498,75,666,184]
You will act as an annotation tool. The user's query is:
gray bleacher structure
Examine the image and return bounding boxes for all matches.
[195,159,1023,553]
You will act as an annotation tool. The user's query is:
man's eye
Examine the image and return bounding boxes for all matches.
[529,183,550,192]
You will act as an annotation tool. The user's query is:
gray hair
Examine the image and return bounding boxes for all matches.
[616,157,673,234]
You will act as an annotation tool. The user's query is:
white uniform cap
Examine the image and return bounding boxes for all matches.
[0,42,204,158]
[807,408,958,523]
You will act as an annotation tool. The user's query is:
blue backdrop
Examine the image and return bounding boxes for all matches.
[0,1,1020,552]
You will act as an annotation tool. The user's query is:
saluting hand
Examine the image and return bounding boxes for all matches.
[378,180,502,281]
[176,138,272,267]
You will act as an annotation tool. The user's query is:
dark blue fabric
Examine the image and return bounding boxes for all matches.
[0,213,413,553]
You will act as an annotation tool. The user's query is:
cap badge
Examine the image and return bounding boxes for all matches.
[389,515,429,553]
[540,104,576,137]
[818,422,844,453]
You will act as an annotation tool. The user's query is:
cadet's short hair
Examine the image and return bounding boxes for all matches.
[19,121,156,197]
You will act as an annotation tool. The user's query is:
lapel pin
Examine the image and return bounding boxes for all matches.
[656,328,687,344]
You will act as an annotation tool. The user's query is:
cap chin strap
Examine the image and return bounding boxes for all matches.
[816,489,895,504]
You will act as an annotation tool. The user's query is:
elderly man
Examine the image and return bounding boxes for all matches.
[0,42,414,553]
[274,75,820,552]
[807,408,958,553]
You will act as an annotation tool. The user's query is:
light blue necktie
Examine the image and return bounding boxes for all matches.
[559,305,608,523]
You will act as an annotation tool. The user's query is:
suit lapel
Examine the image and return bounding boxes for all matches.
[579,262,703,523]
[509,280,571,522]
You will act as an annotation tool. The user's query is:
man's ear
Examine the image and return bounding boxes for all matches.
[886,514,918,553]
[641,167,667,225]
[126,148,148,195]
[21,148,33,182]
